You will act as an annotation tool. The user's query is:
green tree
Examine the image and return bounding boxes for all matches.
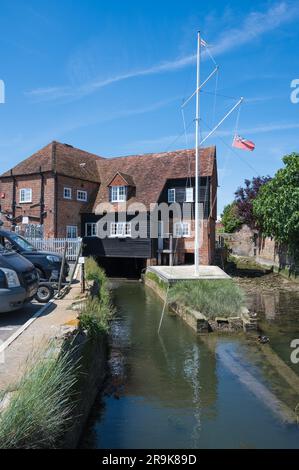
[253,153,299,250]
[221,202,242,233]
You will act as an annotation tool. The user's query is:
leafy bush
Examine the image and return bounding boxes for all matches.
[79,258,114,334]
[0,344,78,449]
[221,202,242,233]
[253,153,299,252]
[169,279,245,319]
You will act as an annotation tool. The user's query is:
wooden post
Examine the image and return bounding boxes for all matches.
[169,234,173,266]
[81,262,85,294]
[57,242,67,295]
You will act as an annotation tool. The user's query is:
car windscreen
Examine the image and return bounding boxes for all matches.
[8,233,36,252]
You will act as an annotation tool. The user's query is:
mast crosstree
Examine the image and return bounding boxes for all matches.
[181,32,243,275]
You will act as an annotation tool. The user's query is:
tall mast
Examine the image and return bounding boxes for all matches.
[194,31,201,276]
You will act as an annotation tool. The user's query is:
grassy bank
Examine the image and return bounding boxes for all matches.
[79,257,114,335]
[0,258,113,449]
[0,344,78,449]
[145,271,168,292]
[169,279,245,319]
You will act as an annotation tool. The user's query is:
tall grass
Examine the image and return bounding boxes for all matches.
[79,258,114,334]
[169,280,245,319]
[0,343,78,449]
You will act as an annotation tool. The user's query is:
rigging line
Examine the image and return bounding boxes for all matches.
[181,66,219,109]
[212,68,219,126]
[205,44,218,67]
[158,284,170,335]
[181,106,189,150]
[234,105,242,137]
[201,90,239,101]
[181,107,193,188]
[164,117,194,153]
[200,114,259,177]
[157,235,180,335]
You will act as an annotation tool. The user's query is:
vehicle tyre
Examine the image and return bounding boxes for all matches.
[36,268,45,281]
[35,284,54,303]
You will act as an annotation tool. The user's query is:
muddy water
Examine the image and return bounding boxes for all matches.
[81,279,299,449]
[237,273,299,373]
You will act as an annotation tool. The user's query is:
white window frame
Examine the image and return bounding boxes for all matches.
[185,187,194,202]
[174,222,191,238]
[110,222,131,238]
[77,190,87,202]
[63,187,72,200]
[85,222,97,237]
[19,188,32,204]
[111,186,126,203]
[168,188,176,203]
[66,225,78,239]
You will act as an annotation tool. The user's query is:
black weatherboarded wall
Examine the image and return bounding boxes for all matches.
[82,213,153,259]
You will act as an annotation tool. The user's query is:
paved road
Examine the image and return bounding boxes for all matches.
[0,262,77,346]
[0,302,43,344]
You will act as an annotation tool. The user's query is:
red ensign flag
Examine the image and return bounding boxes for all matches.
[232,135,255,151]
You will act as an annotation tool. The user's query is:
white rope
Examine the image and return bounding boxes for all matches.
[212,68,219,126]
[234,104,242,137]
[205,44,217,67]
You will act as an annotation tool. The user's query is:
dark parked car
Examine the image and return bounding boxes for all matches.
[0,229,69,282]
[0,244,38,313]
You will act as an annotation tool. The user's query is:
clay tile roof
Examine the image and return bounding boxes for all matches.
[93,146,216,211]
[1,141,104,183]
[107,171,135,187]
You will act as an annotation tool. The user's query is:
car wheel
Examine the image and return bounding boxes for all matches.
[35,284,54,303]
[36,268,45,281]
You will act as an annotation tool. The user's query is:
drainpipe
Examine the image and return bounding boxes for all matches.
[51,142,58,237]
[39,166,45,227]
[11,170,16,231]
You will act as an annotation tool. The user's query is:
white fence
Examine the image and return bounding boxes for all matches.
[26,238,82,261]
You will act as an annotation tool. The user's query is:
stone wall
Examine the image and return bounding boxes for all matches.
[222,224,297,271]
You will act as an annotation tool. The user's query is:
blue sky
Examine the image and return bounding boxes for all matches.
[0,0,298,215]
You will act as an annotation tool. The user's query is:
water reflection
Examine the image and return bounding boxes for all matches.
[80,281,299,449]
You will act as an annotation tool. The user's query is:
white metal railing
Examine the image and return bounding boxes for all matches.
[26,238,82,261]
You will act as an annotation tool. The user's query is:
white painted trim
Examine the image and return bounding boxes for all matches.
[19,188,32,204]
[77,189,88,202]
[63,187,72,200]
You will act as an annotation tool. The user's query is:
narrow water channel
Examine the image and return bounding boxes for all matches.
[81,281,299,449]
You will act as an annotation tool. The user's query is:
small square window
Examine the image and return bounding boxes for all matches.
[19,188,32,203]
[77,190,87,202]
[66,226,78,239]
[168,188,175,203]
[63,187,72,199]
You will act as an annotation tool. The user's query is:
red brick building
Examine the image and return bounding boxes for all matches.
[0,142,101,238]
[0,141,218,266]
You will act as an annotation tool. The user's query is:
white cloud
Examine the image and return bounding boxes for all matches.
[26,2,299,102]
[127,121,299,151]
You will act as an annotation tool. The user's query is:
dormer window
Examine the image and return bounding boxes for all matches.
[111,186,126,202]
